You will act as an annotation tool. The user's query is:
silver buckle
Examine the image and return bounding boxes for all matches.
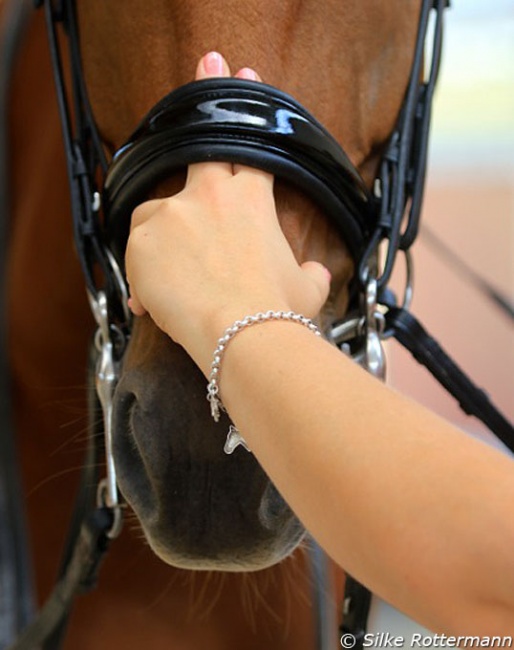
[328,275,386,380]
[88,290,123,539]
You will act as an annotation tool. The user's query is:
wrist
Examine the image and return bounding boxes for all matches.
[205,310,322,453]
[192,301,294,376]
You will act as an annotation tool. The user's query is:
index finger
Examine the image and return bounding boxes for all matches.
[186,160,235,189]
[186,53,234,188]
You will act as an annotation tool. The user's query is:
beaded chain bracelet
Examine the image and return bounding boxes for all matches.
[206,310,321,454]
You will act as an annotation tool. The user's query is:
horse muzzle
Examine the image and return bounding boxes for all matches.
[111,317,305,571]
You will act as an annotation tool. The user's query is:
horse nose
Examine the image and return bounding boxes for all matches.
[112,350,306,570]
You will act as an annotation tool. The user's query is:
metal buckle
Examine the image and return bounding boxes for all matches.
[88,290,123,539]
[328,274,386,380]
[363,276,386,380]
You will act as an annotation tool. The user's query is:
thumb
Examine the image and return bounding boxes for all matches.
[300,261,331,315]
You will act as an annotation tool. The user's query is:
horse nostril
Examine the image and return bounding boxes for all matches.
[112,389,154,510]
[113,389,137,439]
[258,482,291,531]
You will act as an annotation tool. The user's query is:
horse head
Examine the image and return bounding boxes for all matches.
[75,0,422,570]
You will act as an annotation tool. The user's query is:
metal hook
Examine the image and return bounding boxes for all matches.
[363,276,386,380]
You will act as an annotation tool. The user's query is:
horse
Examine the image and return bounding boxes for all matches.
[3,1,439,648]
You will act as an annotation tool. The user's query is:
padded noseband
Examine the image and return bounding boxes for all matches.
[103,78,376,267]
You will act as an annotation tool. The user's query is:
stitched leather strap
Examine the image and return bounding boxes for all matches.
[386,307,514,452]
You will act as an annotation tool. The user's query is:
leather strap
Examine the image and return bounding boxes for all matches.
[0,1,36,646]
[386,307,514,452]
[0,341,116,650]
[5,347,113,650]
[340,575,372,648]
[5,508,113,650]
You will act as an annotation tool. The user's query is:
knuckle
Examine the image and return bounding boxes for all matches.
[131,199,157,227]
[126,223,149,257]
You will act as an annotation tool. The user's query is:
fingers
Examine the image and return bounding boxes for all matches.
[232,66,272,180]
[127,296,146,317]
[234,67,261,82]
[128,198,168,316]
[196,51,231,79]
[187,55,273,190]
[187,53,234,187]
[130,198,164,231]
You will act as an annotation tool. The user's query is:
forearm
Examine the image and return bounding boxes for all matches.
[217,321,514,633]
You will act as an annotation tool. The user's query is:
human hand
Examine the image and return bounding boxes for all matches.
[125,52,331,375]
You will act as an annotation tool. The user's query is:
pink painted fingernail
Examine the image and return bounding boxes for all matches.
[237,67,258,81]
[203,51,224,76]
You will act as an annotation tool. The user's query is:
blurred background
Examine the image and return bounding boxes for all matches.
[387,0,514,444]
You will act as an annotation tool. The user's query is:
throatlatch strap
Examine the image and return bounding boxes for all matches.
[386,307,514,453]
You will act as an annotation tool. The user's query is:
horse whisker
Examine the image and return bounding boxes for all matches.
[26,462,104,497]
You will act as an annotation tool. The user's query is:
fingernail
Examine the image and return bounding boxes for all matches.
[323,267,332,282]
[203,51,224,76]
[237,67,258,81]
[127,297,140,314]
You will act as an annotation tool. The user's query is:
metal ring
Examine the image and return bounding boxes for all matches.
[97,479,124,539]
[327,315,362,347]
[401,249,414,311]
[105,247,132,325]
[380,249,414,341]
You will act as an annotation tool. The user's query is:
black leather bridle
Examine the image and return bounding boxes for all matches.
[2,1,514,649]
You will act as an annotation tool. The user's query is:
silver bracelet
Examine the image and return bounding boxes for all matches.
[206,310,321,455]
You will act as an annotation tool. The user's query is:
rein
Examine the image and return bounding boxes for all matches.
[0,3,36,646]
[2,0,514,648]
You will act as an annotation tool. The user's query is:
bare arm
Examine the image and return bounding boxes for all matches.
[218,321,514,634]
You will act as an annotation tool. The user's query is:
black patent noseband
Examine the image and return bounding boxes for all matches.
[104,78,374,269]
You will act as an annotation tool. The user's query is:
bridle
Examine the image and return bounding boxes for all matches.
[2,0,513,648]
